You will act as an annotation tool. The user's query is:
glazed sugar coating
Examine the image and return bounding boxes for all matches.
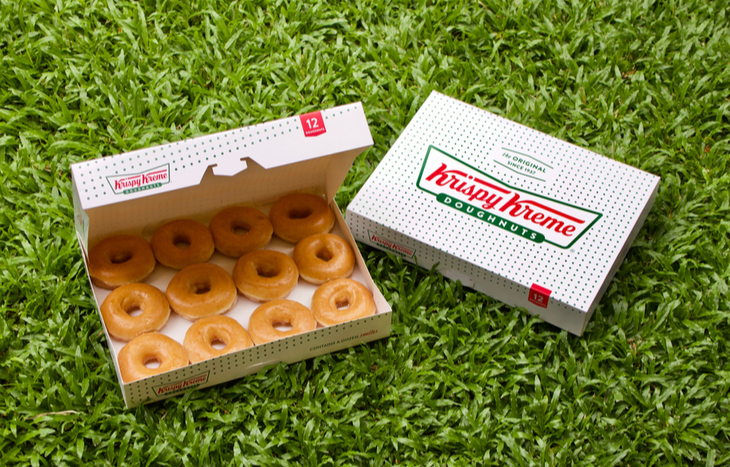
[293,233,355,285]
[184,315,253,363]
[151,219,215,269]
[166,263,238,320]
[88,235,156,289]
[210,206,273,258]
[311,278,376,326]
[100,283,171,341]
[118,333,188,383]
[247,300,316,345]
[232,250,299,302]
[269,193,335,243]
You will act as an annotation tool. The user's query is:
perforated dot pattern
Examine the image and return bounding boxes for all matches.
[348,92,660,312]
[71,104,366,210]
[124,314,391,407]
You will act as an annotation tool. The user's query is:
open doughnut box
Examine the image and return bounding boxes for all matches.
[71,103,392,408]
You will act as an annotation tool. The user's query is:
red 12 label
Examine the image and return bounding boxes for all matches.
[528,283,552,308]
[299,111,327,137]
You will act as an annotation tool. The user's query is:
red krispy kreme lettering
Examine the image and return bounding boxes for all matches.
[182,375,207,388]
[115,175,141,191]
[112,167,168,192]
[370,233,414,256]
[157,383,182,395]
[425,162,583,237]
[141,169,167,185]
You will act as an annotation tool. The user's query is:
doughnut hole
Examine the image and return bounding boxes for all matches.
[193,282,211,295]
[332,290,352,310]
[210,338,227,350]
[126,304,143,317]
[255,264,280,278]
[316,247,333,262]
[272,320,293,332]
[205,327,231,350]
[144,357,161,369]
[109,250,132,264]
[289,208,312,219]
[121,297,144,317]
[174,234,191,250]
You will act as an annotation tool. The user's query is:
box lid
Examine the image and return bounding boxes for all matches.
[71,103,372,210]
[349,91,660,313]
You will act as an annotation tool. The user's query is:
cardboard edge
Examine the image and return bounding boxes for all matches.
[347,206,588,335]
[333,201,392,315]
[74,231,128,402]
[580,176,661,334]
[125,311,392,407]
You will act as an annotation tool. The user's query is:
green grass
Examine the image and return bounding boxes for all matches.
[1,0,729,465]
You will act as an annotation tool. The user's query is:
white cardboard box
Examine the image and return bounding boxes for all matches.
[71,103,392,408]
[347,92,659,335]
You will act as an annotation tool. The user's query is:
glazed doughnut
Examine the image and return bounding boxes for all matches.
[118,333,188,383]
[184,315,253,363]
[232,250,299,302]
[311,278,376,326]
[88,235,156,289]
[210,207,273,258]
[100,283,170,341]
[166,263,238,321]
[269,193,335,243]
[293,234,356,284]
[151,219,215,269]
[248,300,316,345]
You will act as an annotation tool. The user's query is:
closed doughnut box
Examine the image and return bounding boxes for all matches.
[71,103,391,408]
[347,92,660,335]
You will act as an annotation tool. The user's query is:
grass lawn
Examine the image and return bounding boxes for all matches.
[1,0,729,465]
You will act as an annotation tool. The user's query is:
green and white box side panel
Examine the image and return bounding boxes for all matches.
[347,91,660,335]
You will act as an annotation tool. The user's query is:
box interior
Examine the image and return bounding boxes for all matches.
[90,205,379,378]
[77,154,390,391]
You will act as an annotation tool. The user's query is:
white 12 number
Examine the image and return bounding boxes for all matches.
[306,118,319,129]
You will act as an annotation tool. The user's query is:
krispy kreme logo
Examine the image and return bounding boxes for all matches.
[416,146,602,249]
[368,230,415,258]
[152,372,209,397]
[106,164,170,195]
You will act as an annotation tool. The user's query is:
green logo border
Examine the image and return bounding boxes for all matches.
[106,163,170,195]
[416,146,603,250]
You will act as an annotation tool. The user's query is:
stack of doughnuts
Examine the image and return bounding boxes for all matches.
[89,193,377,383]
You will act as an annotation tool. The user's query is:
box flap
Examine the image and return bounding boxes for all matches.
[71,103,372,210]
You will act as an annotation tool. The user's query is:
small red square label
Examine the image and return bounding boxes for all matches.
[299,111,326,137]
[528,283,552,308]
